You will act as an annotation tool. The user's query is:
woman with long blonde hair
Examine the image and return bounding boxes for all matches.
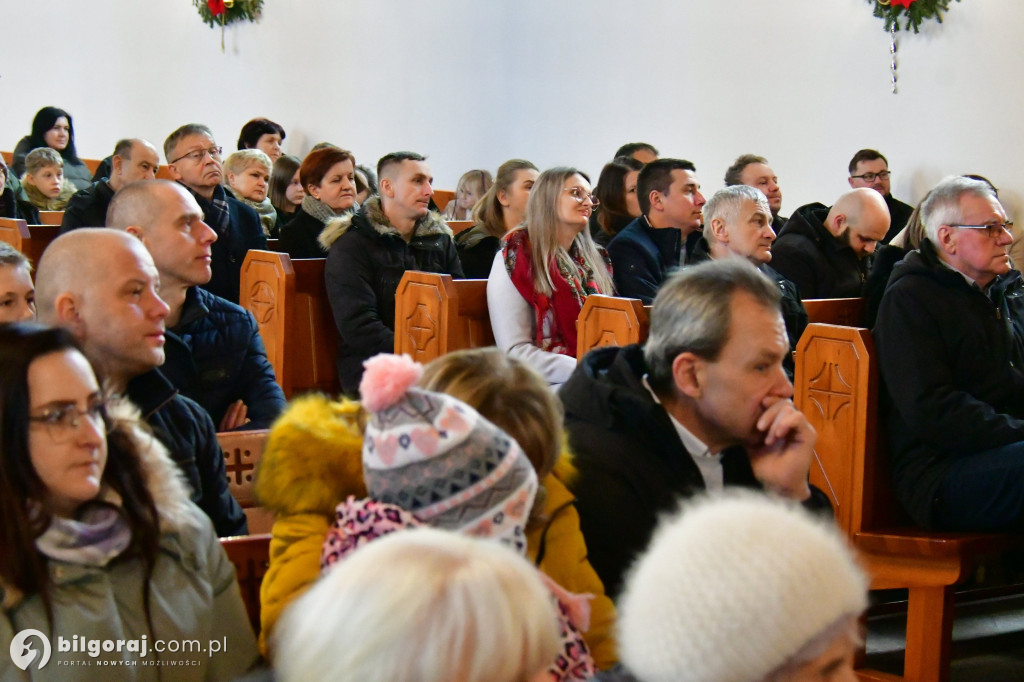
[487,167,614,385]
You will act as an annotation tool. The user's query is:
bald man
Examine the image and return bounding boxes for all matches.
[771,188,890,300]
[60,138,160,233]
[107,180,286,430]
[35,229,247,537]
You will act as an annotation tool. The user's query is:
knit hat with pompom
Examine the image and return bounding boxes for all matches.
[618,491,868,682]
[358,353,537,553]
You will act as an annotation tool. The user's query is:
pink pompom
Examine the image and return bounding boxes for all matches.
[360,354,423,412]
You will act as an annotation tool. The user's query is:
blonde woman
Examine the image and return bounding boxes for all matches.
[487,167,614,385]
[444,168,492,221]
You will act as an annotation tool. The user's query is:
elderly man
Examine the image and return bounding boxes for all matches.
[165,123,266,303]
[321,151,463,394]
[560,259,820,598]
[771,187,890,299]
[35,229,247,536]
[875,176,1024,531]
[692,185,807,379]
[607,158,705,304]
[848,148,913,243]
[60,138,160,232]
[107,180,286,430]
[724,153,787,233]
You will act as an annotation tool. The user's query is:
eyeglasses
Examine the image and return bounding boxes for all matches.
[29,400,111,443]
[169,146,223,165]
[850,171,890,182]
[950,222,1015,238]
[564,187,600,206]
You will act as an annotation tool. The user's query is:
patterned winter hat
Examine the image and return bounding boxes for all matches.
[359,353,538,553]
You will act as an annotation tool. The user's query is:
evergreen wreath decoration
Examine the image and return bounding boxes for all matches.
[870,0,960,33]
[193,0,263,29]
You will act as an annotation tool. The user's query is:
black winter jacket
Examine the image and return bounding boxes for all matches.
[606,216,681,304]
[277,207,329,259]
[883,193,915,244]
[185,184,267,304]
[454,225,500,279]
[772,203,869,299]
[559,345,760,598]
[125,370,248,537]
[60,179,114,232]
[873,240,1024,528]
[162,286,286,430]
[322,196,464,395]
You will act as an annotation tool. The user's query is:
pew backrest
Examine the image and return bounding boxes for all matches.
[575,295,650,359]
[433,190,455,211]
[37,211,63,226]
[393,271,493,364]
[448,220,474,236]
[217,429,274,535]
[803,297,866,327]
[220,533,271,635]
[0,219,60,266]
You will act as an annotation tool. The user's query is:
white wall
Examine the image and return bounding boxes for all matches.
[2,0,1020,217]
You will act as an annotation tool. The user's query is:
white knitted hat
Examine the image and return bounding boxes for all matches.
[618,492,868,682]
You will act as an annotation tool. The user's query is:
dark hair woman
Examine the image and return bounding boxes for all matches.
[278,147,357,259]
[237,117,287,162]
[0,323,259,673]
[269,154,304,229]
[12,107,93,190]
[590,156,644,246]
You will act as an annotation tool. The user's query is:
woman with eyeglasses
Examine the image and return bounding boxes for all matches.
[0,324,259,674]
[12,107,93,190]
[487,167,614,386]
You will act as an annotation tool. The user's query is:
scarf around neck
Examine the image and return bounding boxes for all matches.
[301,194,341,225]
[186,183,231,235]
[35,497,132,567]
[22,178,76,211]
[502,229,608,357]
[241,196,278,236]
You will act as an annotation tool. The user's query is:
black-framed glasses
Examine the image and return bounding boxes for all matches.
[564,186,599,206]
[950,222,1015,238]
[169,146,223,165]
[29,399,111,443]
[850,171,890,182]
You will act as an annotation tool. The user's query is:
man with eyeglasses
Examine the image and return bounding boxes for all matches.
[771,188,890,300]
[164,123,266,303]
[34,228,247,537]
[847,148,913,243]
[874,176,1024,532]
[607,158,705,304]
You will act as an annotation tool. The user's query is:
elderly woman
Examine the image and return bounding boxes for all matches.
[237,117,286,163]
[0,323,259,674]
[278,146,357,259]
[12,107,93,190]
[486,167,614,385]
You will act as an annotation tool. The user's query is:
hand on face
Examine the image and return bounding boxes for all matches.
[747,395,814,501]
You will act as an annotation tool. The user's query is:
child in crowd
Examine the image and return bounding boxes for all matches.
[445,168,493,220]
[276,529,561,682]
[596,492,868,682]
[17,147,77,222]
[226,149,278,237]
[0,244,35,323]
[269,155,303,228]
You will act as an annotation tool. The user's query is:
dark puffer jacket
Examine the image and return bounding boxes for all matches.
[278,206,330,259]
[771,203,869,299]
[60,179,115,232]
[873,240,1024,528]
[321,196,464,395]
[162,286,286,430]
[125,369,248,537]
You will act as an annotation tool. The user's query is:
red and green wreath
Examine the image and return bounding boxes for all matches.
[194,0,263,29]
[870,0,960,33]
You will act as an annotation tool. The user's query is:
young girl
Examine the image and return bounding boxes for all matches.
[487,167,614,385]
[226,149,278,237]
[0,244,35,323]
[269,155,304,228]
[0,324,259,674]
[444,169,492,221]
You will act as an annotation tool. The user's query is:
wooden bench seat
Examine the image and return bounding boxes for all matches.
[0,218,60,265]
[795,323,1024,682]
[239,250,338,398]
[393,271,493,364]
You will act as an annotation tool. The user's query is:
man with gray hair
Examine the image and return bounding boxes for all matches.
[874,176,1024,531]
[691,185,807,379]
[559,259,820,598]
[60,138,160,233]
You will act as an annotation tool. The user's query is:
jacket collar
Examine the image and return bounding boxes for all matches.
[124,369,179,420]
[172,286,210,331]
[318,195,451,249]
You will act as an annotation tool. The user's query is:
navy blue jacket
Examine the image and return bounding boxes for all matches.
[606,216,681,304]
[162,286,286,430]
[126,369,248,537]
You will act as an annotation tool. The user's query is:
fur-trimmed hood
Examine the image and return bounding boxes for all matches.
[254,395,367,516]
[318,195,452,250]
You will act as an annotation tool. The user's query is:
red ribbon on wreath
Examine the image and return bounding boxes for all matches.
[890,0,918,8]
[207,0,226,16]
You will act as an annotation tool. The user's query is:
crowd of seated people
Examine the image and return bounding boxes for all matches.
[5,105,1024,680]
